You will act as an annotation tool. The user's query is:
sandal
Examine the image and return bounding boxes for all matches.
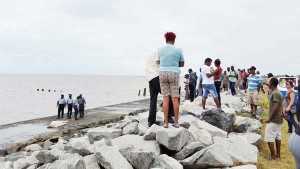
[172,124,179,128]
[163,124,168,128]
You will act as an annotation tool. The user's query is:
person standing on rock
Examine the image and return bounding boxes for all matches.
[73,96,80,120]
[213,59,223,103]
[145,51,161,127]
[78,94,86,118]
[265,78,283,160]
[257,71,265,93]
[229,66,238,96]
[197,68,203,96]
[222,71,229,91]
[57,94,66,119]
[245,66,261,118]
[66,94,74,119]
[184,74,190,100]
[188,69,196,102]
[201,58,221,110]
[157,32,184,128]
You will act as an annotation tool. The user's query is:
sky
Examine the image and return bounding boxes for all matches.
[0,0,300,76]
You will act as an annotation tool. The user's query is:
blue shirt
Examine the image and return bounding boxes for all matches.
[247,74,262,91]
[158,45,184,73]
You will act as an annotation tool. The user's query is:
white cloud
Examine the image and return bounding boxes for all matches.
[0,0,299,76]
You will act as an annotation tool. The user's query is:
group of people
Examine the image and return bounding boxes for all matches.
[145,31,300,167]
[56,94,86,120]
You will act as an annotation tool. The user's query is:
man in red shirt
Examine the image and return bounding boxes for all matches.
[213,59,223,103]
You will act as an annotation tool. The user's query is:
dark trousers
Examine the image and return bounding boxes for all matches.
[67,104,73,118]
[74,106,78,119]
[214,81,221,102]
[189,84,195,102]
[230,82,237,96]
[287,111,299,132]
[148,76,161,125]
[58,104,65,118]
[79,104,85,118]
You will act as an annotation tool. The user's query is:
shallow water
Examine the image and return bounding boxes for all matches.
[0,74,149,125]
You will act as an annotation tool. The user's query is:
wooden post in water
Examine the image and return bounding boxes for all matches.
[138,90,141,96]
[143,88,146,96]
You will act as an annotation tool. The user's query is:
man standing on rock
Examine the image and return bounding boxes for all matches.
[201,58,221,110]
[78,94,86,118]
[57,94,66,119]
[145,51,161,127]
[265,78,283,160]
[228,66,238,96]
[66,94,74,119]
[245,66,262,118]
[188,69,196,102]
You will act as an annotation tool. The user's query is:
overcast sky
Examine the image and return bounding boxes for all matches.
[0,0,299,76]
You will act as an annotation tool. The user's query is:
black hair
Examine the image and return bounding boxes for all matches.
[270,78,279,87]
[214,59,221,66]
[188,68,193,72]
[287,80,294,87]
[205,58,212,63]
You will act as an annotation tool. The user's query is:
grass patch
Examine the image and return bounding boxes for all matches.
[257,94,295,169]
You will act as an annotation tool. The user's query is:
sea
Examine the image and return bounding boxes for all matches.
[0,74,150,126]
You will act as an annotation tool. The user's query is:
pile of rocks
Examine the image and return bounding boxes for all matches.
[0,93,263,169]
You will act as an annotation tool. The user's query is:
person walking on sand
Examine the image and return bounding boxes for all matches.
[245,66,262,118]
[213,59,223,103]
[229,66,238,96]
[66,94,74,119]
[57,94,66,119]
[157,32,184,128]
[201,58,221,110]
[78,94,86,118]
[265,78,283,160]
[288,79,300,168]
[283,80,298,133]
[188,69,196,102]
[145,51,161,127]
[73,96,79,120]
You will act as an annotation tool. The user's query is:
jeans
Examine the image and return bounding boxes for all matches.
[58,104,65,118]
[74,106,79,119]
[230,82,237,96]
[189,84,195,102]
[148,76,161,125]
[79,104,85,118]
[287,111,299,132]
[67,104,73,118]
[214,81,221,102]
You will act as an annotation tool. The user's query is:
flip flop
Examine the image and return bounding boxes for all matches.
[172,124,179,128]
[163,124,168,128]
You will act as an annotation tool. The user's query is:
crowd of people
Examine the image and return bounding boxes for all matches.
[145,31,300,167]
[56,94,86,120]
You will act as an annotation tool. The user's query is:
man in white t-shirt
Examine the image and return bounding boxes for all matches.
[201,58,221,110]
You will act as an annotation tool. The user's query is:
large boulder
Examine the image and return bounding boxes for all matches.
[64,137,93,156]
[83,154,100,169]
[181,100,204,117]
[13,156,39,169]
[137,118,149,136]
[31,150,56,164]
[200,108,236,132]
[179,115,199,126]
[94,146,133,169]
[144,124,160,140]
[4,152,28,162]
[87,127,122,144]
[111,135,160,155]
[40,153,85,169]
[187,125,213,147]
[119,147,156,169]
[213,137,259,164]
[180,146,233,168]
[233,116,262,133]
[0,161,13,169]
[228,132,263,147]
[156,127,190,151]
[221,95,245,112]
[151,154,183,169]
[190,120,227,138]
[173,142,205,160]
[25,144,42,152]
[122,122,139,135]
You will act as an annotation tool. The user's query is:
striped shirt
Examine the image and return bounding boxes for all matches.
[247,74,262,91]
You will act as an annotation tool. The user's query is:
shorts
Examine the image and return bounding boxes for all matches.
[202,84,218,99]
[247,90,260,105]
[265,122,283,142]
[159,71,180,98]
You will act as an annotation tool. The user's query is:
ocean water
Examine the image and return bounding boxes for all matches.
[0,74,150,125]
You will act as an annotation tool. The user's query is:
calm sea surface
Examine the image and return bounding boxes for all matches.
[0,74,149,125]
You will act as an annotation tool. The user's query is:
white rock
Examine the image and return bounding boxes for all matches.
[111,135,160,155]
[144,124,160,140]
[174,142,205,160]
[13,156,39,169]
[40,153,85,169]
[0,161,13,169]
[181,100,204,117]
[188,125,213,147]
[190,120,227,138]
[4,151,28,162]
[95,146,133,169]
[93,138,112,151]
[179,115,199,125]
[233,116,262,133]
[49,148,66,159]
[152,154,183,169]
[156,127,189,151]
[138,118,149,136]
[31,150,56,164]
[120,148,156,169]
[87,127,122,144]
[122,122,139,135]
[228,132,262,147]
[83,154,100,169]
[25,144,42,152]
[221,95,245,112]
[48,121,68,128]
[65,137,93,156]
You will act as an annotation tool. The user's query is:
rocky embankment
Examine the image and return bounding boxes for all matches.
[0,92,263,169]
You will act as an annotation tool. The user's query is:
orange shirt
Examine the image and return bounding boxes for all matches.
[214,66,223,81]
